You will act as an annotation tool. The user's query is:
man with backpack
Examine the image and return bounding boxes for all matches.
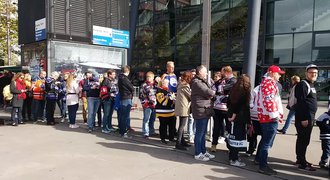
[100,69,118,133]
[294,64,318,171]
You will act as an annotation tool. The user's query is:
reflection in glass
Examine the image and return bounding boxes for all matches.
[265,35,292,65]
[293,33,312,64]
[266,0,313,34]
[314,0,330,31]
[315,33,330,47]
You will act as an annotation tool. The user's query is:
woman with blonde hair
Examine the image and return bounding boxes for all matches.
[66,73,80,128]
[10,72,27,125]
[22,73,33,121]
[278,75,300,134]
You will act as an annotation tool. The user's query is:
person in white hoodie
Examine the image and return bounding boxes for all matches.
[66,73,80,128]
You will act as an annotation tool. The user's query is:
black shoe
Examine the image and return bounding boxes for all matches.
[277,129,286,134]
[175,144,187,150]
[160,139,167,144]
[298,163,316,171]
[169,139,175,142]
[259,166,277,175]
[47,122,55,125]
[181,141,191,147]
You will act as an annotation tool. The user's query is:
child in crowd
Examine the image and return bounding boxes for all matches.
[316,111,330,169]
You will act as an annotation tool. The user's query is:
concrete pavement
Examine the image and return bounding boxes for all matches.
[0,100,329,180]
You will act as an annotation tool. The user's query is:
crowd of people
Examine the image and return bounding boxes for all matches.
[2,61,329,176]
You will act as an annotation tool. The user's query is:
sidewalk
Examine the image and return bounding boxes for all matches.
[0,101,329,179]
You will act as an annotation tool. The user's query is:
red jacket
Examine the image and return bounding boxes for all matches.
[257,77,283,123]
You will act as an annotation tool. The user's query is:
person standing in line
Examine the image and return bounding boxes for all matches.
[191,65,215,161]
[256,65,285,175]
[211,66,237,152]
[101,69,118,133]
[22,73,33,122]
[139,71,157,139]
[316,110,330,169]
[66,73,80,128]
[294,64,318,171]
[118,66,134,138]
[277,75,300,134]
[82,71,101,133]
[58,72,69,123]
[45,71,60,125]
[162,61,178,93]
[174,70,193,150]
[227,74,251,167]
[10,73,27,126]
[79,72,91,124]
[246,80,264,157]
[32,71,47,122]
[155,78,176,144]
[187,69,197,143]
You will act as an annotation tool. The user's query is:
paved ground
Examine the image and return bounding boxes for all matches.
[0,100,329,180]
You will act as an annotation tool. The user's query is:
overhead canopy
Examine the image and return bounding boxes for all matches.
[78,62,120,70]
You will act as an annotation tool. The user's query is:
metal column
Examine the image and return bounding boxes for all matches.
[243,0,262,88]
[201,0,211,71]
[127,0,139,66]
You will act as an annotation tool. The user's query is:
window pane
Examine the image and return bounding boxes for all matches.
[293,33,312,64]
[266,0,313,34]
[314,0,330,31]
[265,34,292,65]
[315,33,330,47]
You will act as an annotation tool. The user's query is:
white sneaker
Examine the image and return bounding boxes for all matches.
[230,160,246,167]
[72,124,79,128]
[189,136,194,144]
[204,152,215,159]
[61,118,65,123]
[218,137,226,144]
[194,153,209,161]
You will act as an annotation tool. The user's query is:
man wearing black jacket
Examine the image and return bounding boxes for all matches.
[294,64,318,171]
[118,66,134,137]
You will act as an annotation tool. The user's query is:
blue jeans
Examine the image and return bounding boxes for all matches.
[282,110,295,132]
[102,99,115,130]
[142,108,156,136]
[187,114,195,138]
[32,99,45,120]
[321,139,330,163]
[256,121,278,168]
[119,99,132,135]
[68,103,78,124]
[87,97,101,129]
[57,98,67,118]
[194,119,209,155]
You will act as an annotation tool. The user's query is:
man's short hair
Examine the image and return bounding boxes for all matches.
[196,65,206,75]
[122,65,130,73]
[222,66,232,73]
[107,69,116,76]
[166,61,174,67]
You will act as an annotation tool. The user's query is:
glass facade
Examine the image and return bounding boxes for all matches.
[133,0,248,71]
[132,0,330,97]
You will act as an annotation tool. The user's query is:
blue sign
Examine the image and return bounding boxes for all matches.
[92,26,130,48]
[35,18,46,41]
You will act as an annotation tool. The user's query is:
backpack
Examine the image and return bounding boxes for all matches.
[99,79,110,100]
[3,84,13,101]
[289,80,310,109]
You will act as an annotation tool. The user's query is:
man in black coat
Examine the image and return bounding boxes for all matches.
[118,66,134,137]
[294,64,318,171]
